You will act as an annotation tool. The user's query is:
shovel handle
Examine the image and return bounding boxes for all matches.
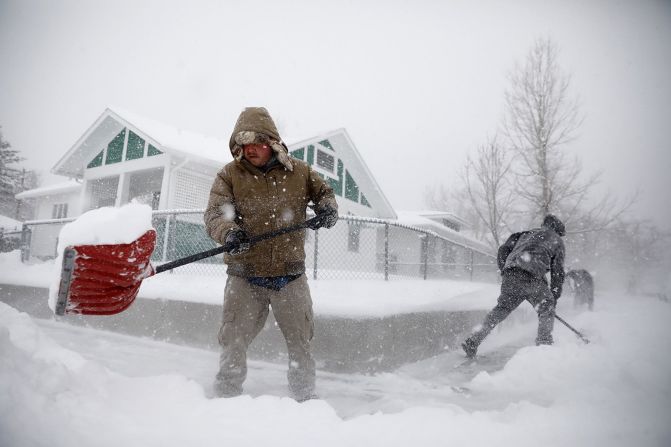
[554,313,590,344]
[153,218,316,275]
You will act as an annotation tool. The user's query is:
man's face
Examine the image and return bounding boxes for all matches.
[243,143,272,167]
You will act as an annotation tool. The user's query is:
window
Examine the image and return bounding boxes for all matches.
[87,150,104,169]
[307,145,315,165]
[318,139,334,151]
[290,147,305,160]
[345,170,359,202]
[326,159,344,196]
[105,129,126,165]
[51,203,68,219]
[147,144,162,156]
[126,131,145,161]
[316,150,335,173]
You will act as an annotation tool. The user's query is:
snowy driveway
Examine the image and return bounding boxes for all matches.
[2,292,671,446]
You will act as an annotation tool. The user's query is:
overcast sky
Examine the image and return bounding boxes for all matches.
[1,0,670,228]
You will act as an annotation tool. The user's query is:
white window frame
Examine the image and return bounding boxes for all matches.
[315,149,335,174]
[51,203,68,219]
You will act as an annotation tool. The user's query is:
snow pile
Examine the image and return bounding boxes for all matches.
[47,203,154,312]
[1,293,670,446]
[0,214,22,230]
[0,251,53,288]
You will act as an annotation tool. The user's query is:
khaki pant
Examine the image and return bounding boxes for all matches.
[214,274,315,400]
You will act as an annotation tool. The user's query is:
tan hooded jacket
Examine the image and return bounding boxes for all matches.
[204,107,337,277]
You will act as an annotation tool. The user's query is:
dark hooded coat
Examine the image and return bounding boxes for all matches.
[498,218,566,299]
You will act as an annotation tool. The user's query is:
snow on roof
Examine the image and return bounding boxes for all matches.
[394,211,491,254]
[0,214,22,230]
[108,106,230,164]
[15,180,81,200]
[407,210,470,227]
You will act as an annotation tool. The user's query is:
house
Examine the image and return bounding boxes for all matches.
[16,107,398,259]
[19,107,396,218]
[16,108,494,276]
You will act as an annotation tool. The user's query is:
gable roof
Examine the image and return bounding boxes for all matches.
[52,107,230,178]
[49,108,396,219]
[288,129,397,219]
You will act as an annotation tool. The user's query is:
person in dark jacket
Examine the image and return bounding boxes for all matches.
[461,214,566,358]
[566,269,594,311]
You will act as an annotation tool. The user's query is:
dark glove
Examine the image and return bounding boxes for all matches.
[307,205,338,230]
[225,229,250,255]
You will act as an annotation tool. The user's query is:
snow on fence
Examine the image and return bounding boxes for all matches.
[19,210,497,281]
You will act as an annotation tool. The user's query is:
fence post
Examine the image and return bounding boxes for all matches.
[384,223,389,281]
[20,224,32,263]
[161,214,172,264]
[469,250,474,281]
[422,234,429,280]
[313,229,319,280]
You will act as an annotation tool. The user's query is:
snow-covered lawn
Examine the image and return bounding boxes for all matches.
[1,289,670,446]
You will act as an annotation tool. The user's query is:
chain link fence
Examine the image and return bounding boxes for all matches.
[19,209,498,281]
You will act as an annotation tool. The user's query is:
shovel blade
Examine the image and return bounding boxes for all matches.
[55,229,157,316]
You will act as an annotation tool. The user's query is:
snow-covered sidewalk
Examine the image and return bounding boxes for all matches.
[1,290,670,446]
[0,250,499,316]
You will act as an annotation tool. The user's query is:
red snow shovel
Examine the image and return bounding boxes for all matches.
[55,218,318,316]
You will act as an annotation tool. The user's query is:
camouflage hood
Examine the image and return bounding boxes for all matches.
[229,107,293,171]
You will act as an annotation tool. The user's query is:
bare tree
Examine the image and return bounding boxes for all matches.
[463,135,516,248]
[504,37,635,232]
[504,38,587,221]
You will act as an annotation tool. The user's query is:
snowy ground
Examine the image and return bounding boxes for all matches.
[2,288,670,446]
